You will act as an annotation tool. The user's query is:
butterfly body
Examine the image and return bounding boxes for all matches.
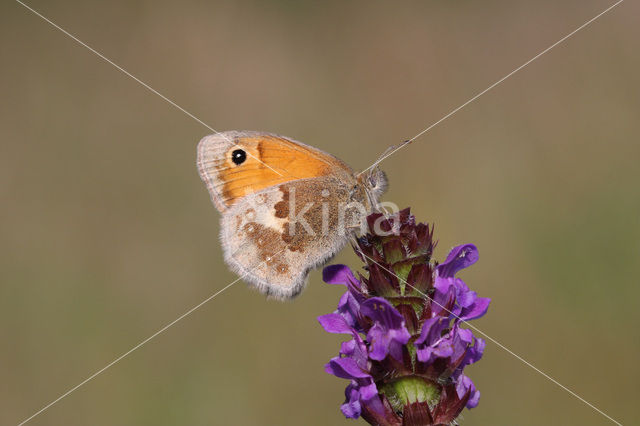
[197,131,386,299]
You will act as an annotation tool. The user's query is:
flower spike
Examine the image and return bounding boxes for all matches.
[318,209,490,424]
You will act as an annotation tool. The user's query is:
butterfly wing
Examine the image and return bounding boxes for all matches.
[220,176,364,299]
[197,131,354,211]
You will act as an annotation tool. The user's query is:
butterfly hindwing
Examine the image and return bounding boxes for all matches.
[220,176,357,299]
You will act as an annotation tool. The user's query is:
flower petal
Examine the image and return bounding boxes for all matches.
[358,380,379,402]
[340,382,362,418]
[318,313,354,334]
[325,357,370,380]
[415,317,450,346]
[456,375,480,408]
[361,298,411,361]
[361,298,406,331]
[467,388,481,408]
[323,264,357,285]
[460,297,490,321]
[415,318,455,363]
[437,244,478,278]
[336,291,363,331]
[367,323,392,361]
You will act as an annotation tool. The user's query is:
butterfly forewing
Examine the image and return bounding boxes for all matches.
[197,131,353,211]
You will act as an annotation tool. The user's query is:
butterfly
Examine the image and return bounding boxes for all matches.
[197,130,387,299]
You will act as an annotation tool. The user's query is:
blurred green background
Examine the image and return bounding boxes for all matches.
[1,1,639,425]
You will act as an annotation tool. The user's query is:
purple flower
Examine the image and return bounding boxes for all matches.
[414,321,486,410]
[317,312,353,335]
[318,210,491,425]
[322,265,366,332]
[361,298,411,361]
[436,244,479,277]
[414,316,454,364]
[324,333,385,418]
[456,375,480,408]
[433,244,490,321]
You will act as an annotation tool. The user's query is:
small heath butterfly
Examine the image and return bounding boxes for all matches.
[197,131,387,299]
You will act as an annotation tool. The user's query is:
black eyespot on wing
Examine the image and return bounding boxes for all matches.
[231,149,247,165]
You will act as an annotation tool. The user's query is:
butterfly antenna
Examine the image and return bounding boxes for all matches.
[360,138,413,178]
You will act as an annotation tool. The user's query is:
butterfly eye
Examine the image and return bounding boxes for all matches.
[231,149,247,165]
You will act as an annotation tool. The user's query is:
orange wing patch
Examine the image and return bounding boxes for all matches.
[197,131,354,211]
[218,135,333,204]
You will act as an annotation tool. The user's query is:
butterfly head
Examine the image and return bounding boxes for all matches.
[357,167,388,211]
